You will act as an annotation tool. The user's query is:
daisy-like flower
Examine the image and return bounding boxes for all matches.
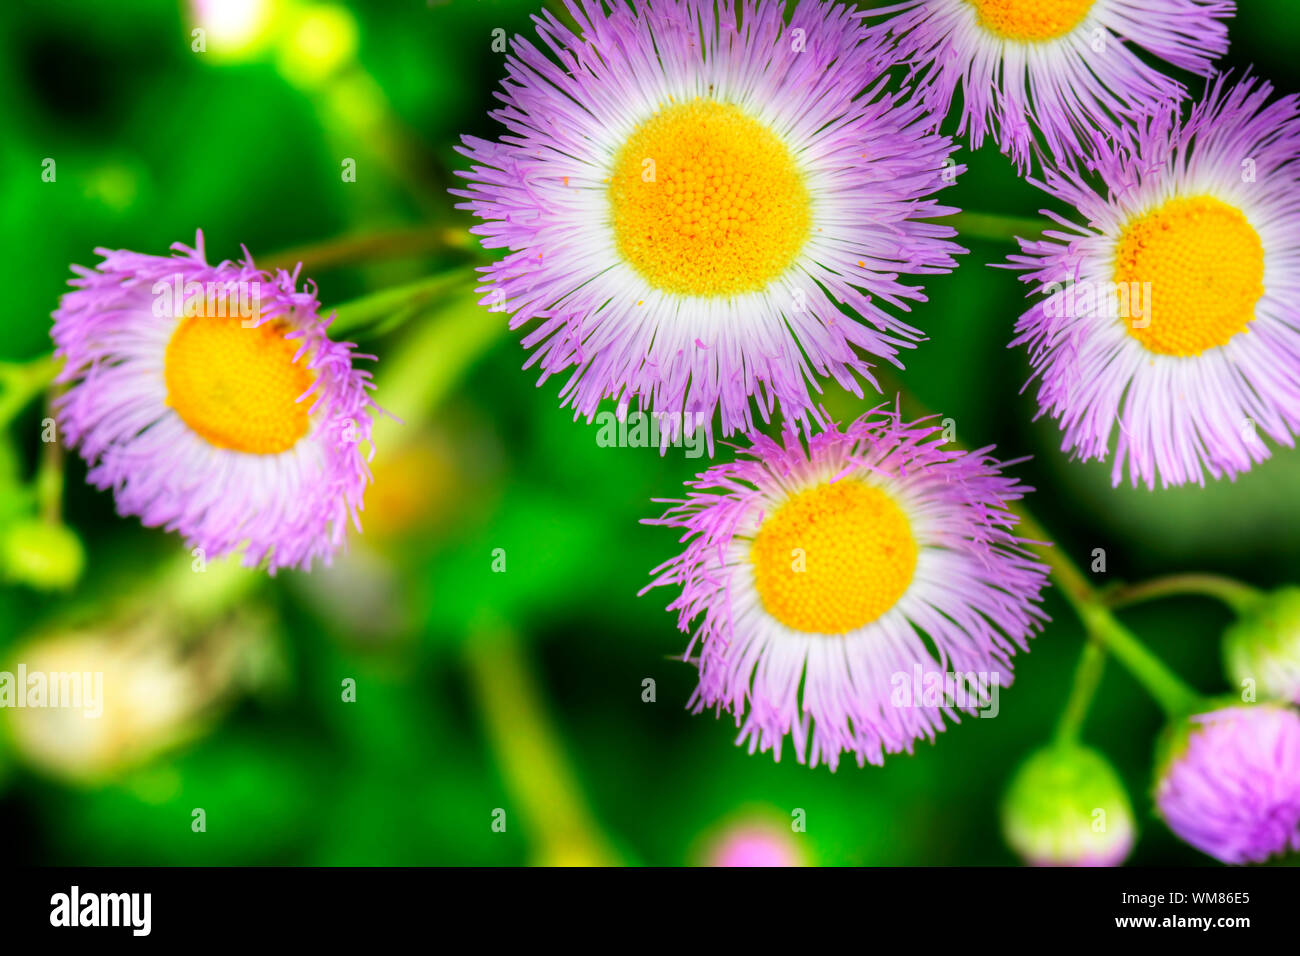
[453,0,962,449]
[643,406,1048,770]
[52,233,376,573]
[1155,704,1300,864]
[877,0,1233,169]
[1007,75,1300,488]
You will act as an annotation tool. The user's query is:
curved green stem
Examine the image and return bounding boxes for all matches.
[262,224,477,274]
[464,619,620,866]
[1106,574,1264,615]
[327,270,474,337]
[1072,602,1203,718]
[883,379,1214,719]
[1013,506,1204,718]
[945,210,1045,244]
[1055,639,1106,744]
[369,280,506,451]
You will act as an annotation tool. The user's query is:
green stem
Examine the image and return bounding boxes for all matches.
[261,224,477,274]
[1013,507,1204,718]
[370,279,506,450]
[1055,639,1106,744]
[1011,506,1093,614]
[327,270,473,336]
[0,355,61,428]
[463,619,620,866]
[1106,574,1264,615]
[945,210,1045,244]
[885,377,1214,719]
[1074,603,1202,717]
[35,392,64,523]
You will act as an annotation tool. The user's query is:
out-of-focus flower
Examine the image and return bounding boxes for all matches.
[454,0,962,448]
[274,3,359,88]
[0,618,263,785]
[1223,587,1300,704]
[1006,76,1300,488]
[363,432,461,540]
[877,0,1232,169]
[189,0,281,61]
[702,818,806,867]
[1001,742,1135,866]
[1155,704,1300,864]
[644,405,1048,770]
[52,232,377,573]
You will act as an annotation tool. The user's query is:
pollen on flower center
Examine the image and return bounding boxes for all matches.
[608,98,812,297]
[1114,195,1265,357]
[967,0,1095,42]
[164,315,313,454]
[749,479,917,635]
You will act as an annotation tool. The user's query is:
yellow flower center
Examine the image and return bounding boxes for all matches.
[749,479,918,635]
[608,99,812,297]
[164,315,313,454]
[967,0,1095,41]
[1114,195,1265,357]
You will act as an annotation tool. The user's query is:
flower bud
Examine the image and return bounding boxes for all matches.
[0,518,85,591]
[1155,703,1300,864]
[1001,742,1135,866]
[1223,587,1300,704]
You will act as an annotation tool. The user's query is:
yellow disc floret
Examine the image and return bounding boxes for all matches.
[749,479,918,635]
[968,0,1095,42]
[164,315,313,454]
[609,99,812,297]
[1114,195,1265,357]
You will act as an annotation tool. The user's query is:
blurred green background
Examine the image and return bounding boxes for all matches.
[1,0,1297,866]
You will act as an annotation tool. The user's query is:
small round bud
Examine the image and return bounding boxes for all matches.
[0,518,85,591]
[1223,587,1300,704]
[1001,742,1135,867]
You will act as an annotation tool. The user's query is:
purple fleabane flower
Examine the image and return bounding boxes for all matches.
[1005,75,1300,489]
[52,232,377,573]
[1155,704,1300,865]
[643,405,1048,771]
[453,0,963,450]
[875,0,1233,169]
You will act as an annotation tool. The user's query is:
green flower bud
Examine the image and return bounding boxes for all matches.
[1,518,86,591]
[1223,587,1300,704]
[1001,742,1135,867]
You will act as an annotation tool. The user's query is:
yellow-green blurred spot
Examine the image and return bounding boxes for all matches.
[1,518,85,591]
